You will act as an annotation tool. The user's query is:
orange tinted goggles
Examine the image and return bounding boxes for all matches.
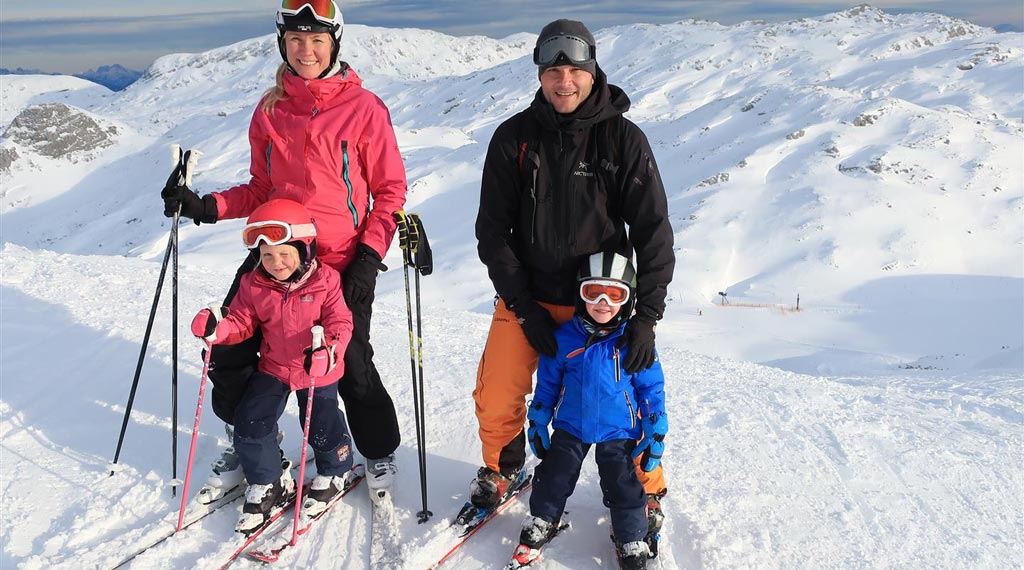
[241,220,316,248]
[280,0,336,23]
[580,279,631,306]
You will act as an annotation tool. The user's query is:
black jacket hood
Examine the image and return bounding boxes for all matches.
[529,65,631,132]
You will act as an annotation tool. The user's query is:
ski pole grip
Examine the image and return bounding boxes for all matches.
[183,149,201,187]
[311,325,325,349]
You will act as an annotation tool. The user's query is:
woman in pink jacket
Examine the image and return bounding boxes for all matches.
[192,199,355,533]
[162,0,406,505]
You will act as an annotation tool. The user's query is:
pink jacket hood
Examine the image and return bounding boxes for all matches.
[213,66,408,273]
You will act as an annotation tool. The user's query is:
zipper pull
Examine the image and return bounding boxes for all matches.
[614,348,621,382]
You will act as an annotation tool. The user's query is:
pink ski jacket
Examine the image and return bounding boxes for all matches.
[212,67,408,272]
[214,262,353,390]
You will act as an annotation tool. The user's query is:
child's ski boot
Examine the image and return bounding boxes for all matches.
[506,515,568,569]
[234,463,295,535]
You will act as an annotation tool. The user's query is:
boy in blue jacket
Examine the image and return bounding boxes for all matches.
[509,252,668,570]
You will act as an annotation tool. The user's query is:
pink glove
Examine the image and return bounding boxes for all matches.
[191,306,228,343]
[303,344,336,377]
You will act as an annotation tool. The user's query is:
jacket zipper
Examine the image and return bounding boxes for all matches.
[624,392,635,429]
[558,131,571,258]
[530,169,538,244]
[614,348,621,382]
[265,142,273,178]
[340,141,359,229]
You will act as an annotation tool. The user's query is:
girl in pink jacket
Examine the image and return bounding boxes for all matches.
[192,199,355,534]
[163,1,405,505]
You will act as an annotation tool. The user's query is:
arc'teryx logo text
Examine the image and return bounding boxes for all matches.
[572,160,594,178]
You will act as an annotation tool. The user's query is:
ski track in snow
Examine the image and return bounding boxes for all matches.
[2,244,1021,569]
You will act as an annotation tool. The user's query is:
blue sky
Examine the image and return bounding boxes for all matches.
[1,1,1021,74]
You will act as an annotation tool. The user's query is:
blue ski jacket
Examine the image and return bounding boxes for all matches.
[534,317,666,444]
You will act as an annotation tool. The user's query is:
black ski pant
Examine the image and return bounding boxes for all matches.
[529,429,647,544]
[208,253,401,461]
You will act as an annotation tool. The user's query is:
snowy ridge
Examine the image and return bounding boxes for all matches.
[1,7,1022,569]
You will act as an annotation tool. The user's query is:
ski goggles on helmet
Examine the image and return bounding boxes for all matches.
[579,279,631,306]
[279,0,338,27]
[533,34,596,67]
[242,220,317,248]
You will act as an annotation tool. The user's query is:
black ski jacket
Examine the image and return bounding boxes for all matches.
[476,68,675,321]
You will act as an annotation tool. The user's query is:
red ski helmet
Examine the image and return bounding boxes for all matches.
[242,199,318,269]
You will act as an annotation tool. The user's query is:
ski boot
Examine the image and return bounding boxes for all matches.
[454,467,529,536]
[234,462,295,535]
[197,425,243,504]
[365,454,397,504]
[615,539,651,570]
[470,466,521,509]
[507,516,565,569]
[302,474,350,518]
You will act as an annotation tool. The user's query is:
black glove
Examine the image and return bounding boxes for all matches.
[343,244,387,305]
[617,315,657,373]
[161,147,217,225]
[511,300,558,357]
[162,186,217,225]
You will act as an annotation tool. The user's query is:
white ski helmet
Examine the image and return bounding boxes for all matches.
[576,251,637,329]
[276,1,344,78]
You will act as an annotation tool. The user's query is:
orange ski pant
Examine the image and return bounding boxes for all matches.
[473,298,667,495]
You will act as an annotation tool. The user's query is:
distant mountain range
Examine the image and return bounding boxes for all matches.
[0,64,142,91]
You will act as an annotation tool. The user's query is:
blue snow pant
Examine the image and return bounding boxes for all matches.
[233,371,353,485]
[529,429,648,543]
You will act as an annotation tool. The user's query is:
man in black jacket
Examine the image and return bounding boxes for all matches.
[471,19,675,541]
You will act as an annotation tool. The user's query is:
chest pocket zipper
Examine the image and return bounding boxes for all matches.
[265,142,273,178]
[524,149,540,244]
[341,140,358,228]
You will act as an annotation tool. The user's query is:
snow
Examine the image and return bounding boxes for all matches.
[2,7,1022,570]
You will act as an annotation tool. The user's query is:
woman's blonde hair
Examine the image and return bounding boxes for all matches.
[261,63,289,115]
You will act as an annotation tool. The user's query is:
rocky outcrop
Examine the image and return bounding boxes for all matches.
[2,103,117,160]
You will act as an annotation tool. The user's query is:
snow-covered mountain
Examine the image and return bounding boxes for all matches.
[1,64,143,92]
[1,7,1021,570]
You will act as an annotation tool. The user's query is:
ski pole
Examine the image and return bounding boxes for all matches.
[110,220,176,475]
[292,325,324,545]
[171,213,179,496]
[111,146,199,482]
[409,214,432,523]
[395,212,425,517]
[176,303,219,531]
[169,148,197,497]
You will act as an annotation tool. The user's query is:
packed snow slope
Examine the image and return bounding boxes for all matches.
[1,7,1022,570]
